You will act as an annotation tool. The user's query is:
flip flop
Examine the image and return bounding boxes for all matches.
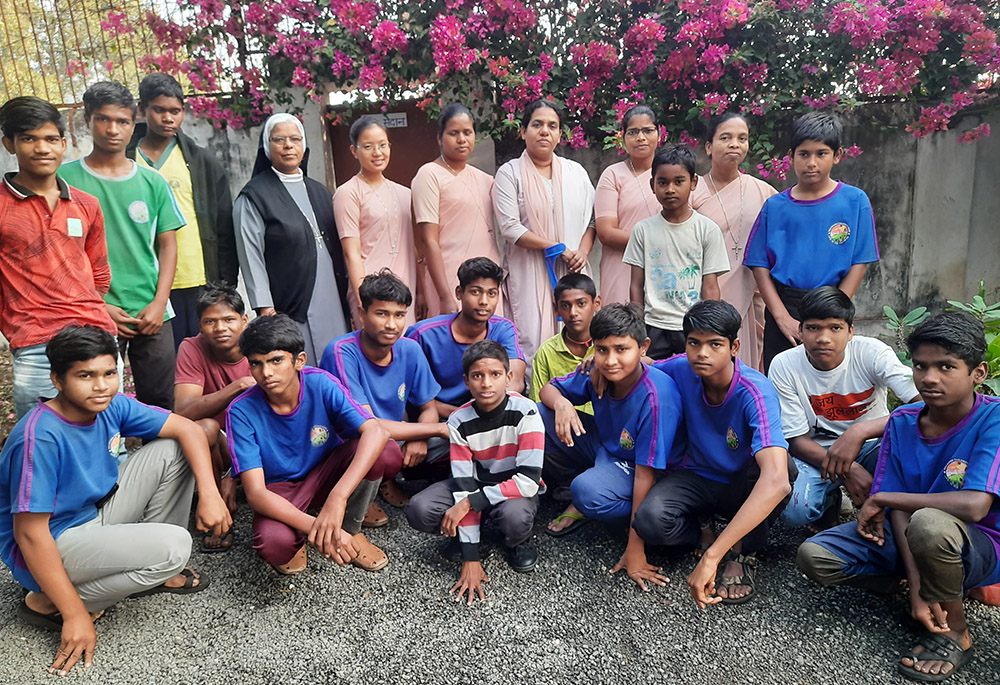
[198,528,235,554]
[898,633,975,682]
[17,600,63,631]
[545,511,590,538]
[130,567,211,598]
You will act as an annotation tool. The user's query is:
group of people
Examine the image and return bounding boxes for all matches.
[0,74,997,684]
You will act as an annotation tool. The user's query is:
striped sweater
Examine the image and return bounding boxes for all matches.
[449,392,544,561]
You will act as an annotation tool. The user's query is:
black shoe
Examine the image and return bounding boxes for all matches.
[505,544,538,573]
[441,538,493,563]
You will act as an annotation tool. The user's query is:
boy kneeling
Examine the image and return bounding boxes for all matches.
[798,313,1000,682]
[0,326,230,675]
[406,340,543,604]
[226,315,398,574]
[641,300,792,606]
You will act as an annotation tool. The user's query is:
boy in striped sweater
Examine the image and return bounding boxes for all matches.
[406,340,544,604]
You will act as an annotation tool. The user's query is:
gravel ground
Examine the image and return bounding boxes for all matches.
[1,494,999,685]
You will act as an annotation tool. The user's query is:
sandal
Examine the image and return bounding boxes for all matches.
[130,567,211,597]
[363,501,390,528]
[718,551,757,605]
[17,600,63,631]
[545,510,589,538]
[274,545,308,575]
[379,479,409,508]
[350,532,388,571]
[898,633,974,682]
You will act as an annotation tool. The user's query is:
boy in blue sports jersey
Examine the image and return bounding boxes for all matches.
[227,315,407,575]
[405,257,526,468]
[0,325,230,676]
[321,270,443,512]
[539,303,683,590]
[634,300,791,606]
[798,312,1000,682]
[743,112,880,372]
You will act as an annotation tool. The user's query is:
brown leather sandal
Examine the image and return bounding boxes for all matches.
[274,545,307,575]
[379,479,410,508]
[350,533,388,571]
[363,501,390,528]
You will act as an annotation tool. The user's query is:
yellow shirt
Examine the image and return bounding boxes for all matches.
[137,141,206,289]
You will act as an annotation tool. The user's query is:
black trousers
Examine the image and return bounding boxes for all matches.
[169,287,202,352]
[762,281,808,373]
[646,325,686,361]
[120,324,176,410]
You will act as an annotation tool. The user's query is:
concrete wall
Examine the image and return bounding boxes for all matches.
[3,100,996,341]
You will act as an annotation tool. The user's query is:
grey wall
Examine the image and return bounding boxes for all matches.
[3,100,996,341]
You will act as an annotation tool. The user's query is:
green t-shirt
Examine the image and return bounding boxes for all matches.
[60,158,186,319]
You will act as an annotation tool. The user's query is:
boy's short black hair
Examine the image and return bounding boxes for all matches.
[82,81,136,120]
[907,312,986,372]
[46,325,119,378]
[590,303,646,345]
[790,111,842,152]
[651,144,696,179]
[462,339,509,375]
[457,257,503,290]
[0,96,65,138]
[798,286,855,326]
[683,300,742,344]
[359,268,412,308]
[196,282,245,318]
[239,313,305,358]
[138,73,185,106]
[553,273,597,302]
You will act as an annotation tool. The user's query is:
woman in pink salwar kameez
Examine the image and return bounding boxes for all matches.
[594,105,661,305]
[690,112,777,371]
[412,103,501,319]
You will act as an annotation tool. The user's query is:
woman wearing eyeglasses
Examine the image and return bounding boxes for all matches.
[334,116,417,327]
[594,105,661,305]
[234,113,351,364]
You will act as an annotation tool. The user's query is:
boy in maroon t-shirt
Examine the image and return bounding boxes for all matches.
[174,283,253,551]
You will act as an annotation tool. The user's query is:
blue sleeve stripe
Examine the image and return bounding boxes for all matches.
[17,408,44,510]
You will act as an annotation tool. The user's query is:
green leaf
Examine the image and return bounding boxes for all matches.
[980,378,1000,396]
[883,305,900,324]
[902,307,928,325]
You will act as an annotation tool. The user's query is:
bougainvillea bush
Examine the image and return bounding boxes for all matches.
[124,0,998,169]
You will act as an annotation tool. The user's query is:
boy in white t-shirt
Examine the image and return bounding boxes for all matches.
[768,287,919,530]
[623,144,729,359]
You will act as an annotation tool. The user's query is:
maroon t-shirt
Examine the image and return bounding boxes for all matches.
[175,335,252,425]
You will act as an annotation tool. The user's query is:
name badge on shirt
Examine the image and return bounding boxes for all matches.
[66,217,84,237]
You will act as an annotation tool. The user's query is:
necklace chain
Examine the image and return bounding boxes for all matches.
[358,174,401,257]
[707,171,746,260]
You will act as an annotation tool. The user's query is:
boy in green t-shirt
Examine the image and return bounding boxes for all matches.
[60,82,186,410]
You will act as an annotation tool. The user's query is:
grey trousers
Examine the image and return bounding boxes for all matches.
[54,439,195,612]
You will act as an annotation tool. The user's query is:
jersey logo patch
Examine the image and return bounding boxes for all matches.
[310,425,330,447]
[128,200,150,223]
[944,459,967,489]
[397,383,406,401]
[108,432,121,456]
[619,429,635,450]
[726,426,739,450]
[828,222,850,245]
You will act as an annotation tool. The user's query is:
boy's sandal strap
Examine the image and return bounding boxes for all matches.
[898,634,974,682]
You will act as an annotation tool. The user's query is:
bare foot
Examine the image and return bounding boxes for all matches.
[900,629,972,678]
[547,504,585,533]
[202,529,234,551]
[220,474,238,514]
[694,520,716,558]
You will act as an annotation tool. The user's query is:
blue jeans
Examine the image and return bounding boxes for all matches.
[12,344,58,420]
[782,437,881,527]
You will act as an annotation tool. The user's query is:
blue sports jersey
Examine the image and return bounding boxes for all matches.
[654,356,788,483]
[226,367,373,484]
[320,331,441,421]
[742,182,879,289]
[551,365,681,469]
[405,314,524,406]
[0,396,168,591]
[872,395,1000,556]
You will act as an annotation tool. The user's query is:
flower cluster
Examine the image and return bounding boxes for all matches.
[757,155,792,180]
[623,19,666,73]
[372,21,407,56]
[827,0,889,49]
[958,123,991,144]
[430,15,479,76]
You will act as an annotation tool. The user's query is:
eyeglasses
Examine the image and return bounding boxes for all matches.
[270,135,303,146]
[357,142,391,152]
[625,127,658,138]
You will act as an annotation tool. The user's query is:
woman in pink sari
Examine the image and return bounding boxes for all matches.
[334,116,417,327]
[690,112,776,370]
[492,100,596,361]
[412,103,500,319]
[594,105,661,305]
